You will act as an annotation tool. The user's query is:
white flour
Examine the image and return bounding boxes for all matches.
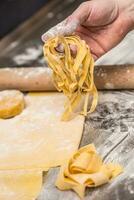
[104,83,114,89]
[13,46,42,65]
[41,19,79,41]
[1,67,52,79]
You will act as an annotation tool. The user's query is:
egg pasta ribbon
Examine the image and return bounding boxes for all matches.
[55,144,123,199]
[44,35,98,120]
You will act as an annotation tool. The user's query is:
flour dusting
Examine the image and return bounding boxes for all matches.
[1,67,52,79]
[104,83,114,89]
[13,46,42,65]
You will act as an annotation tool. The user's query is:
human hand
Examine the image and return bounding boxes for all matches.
[42,0,134,60]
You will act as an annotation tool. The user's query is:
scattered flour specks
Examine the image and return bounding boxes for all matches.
[8,41,19,50]
[104,83,114,89]
[23,67,52,79]
[2,67,52,79]
[13,46,42,65]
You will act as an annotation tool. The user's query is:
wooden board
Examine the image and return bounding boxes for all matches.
[38,91,134,200]
[0,0,134,199]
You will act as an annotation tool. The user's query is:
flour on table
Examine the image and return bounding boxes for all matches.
[13,46,42,65]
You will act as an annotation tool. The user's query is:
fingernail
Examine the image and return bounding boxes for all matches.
[41,34,49,42]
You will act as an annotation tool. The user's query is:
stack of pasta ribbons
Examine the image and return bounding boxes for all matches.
[55,144,123,199]
[44,35,98,120]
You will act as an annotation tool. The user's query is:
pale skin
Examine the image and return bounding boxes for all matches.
[42,0,134,60]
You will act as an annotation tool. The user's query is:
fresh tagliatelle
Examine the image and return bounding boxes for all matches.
[55,144,123,199]
[44,35,98,120]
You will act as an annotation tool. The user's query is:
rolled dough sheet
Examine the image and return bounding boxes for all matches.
[0,92,84,170]
[0,170,42,200]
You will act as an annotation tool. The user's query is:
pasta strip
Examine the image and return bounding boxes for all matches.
[55,144,123,199]
[44,35,98,120]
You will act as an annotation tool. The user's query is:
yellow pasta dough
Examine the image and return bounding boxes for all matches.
[44,35,98,121]
[0,90,25,119]
[56,144,123,199]
[0,92,84,199]
[0,170,42,200]
[0,92,84,170]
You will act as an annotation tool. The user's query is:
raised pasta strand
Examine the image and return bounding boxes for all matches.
[44,35,98,120]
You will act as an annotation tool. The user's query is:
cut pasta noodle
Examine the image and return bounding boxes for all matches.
[44,35,98,121]
[55,144,123,199]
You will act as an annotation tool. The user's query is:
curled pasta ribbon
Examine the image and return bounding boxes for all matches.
[44,35,98,121]
[55,144,123,199]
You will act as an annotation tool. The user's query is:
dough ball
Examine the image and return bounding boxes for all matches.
[0,90,25,119]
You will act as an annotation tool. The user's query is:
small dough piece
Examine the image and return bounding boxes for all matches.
[0,170,42,200]
[0,90,25,119]
[56,144,123,199]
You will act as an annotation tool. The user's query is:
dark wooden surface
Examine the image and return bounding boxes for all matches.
[0,0,134,199]
[0,0,49,38]
[0,0,83,67]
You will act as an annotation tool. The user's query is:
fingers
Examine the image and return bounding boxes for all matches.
[55,44,64,53]
[55,40,97,60]
[41,1,93,42]
[75,30,105,60]
[41,20,66,42]
[69,44,77,57]
[55,43,77,58]
[41,19,79,42]
[41,1,92,42]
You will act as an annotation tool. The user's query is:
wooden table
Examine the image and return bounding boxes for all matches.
[0,0,134,199]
